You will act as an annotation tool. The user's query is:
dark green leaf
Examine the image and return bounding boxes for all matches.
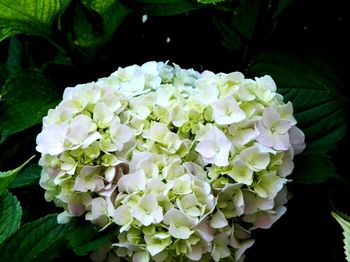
[249,51,347,183]
[6,37,23,74]
[0,70,60,142]
[273,0,294,18]
[0,0,71,41]
[292,153,337,184]
[198,0,226,3]
[9,164,41,189]
[67,1,129,62]
[125,0,201,16]
[81,0,130,38]
[0,214,74,262]
[0,156,34,195]
[67,222,115,256]
[0,65,8,88]
[0,190,22,244]
[214,0,261,52]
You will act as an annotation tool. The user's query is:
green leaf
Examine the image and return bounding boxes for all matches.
[0,0,71,41]
[331,211,350,262]
[8,164,41,189]
[81,0,130,38]
[67,1,130,62]
[67,222,115,256]
[0,70,60,142]
[0,190,22,244]
[292,153,337,184]
[0,156,34,195]
[197,0,225,3]
[0,214,74,261]
[125,0,201,16]
[6,37,23,74]
[249,51,347,183]
[0,65,8,88]
[214,0,261,52]
[273,0,294,18]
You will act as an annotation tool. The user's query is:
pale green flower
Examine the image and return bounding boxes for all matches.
[132,194,163,226]
[253,172,287,199]
[227,160,253,185]
[238,145,270,172]
[113,204,133,232]
[163,208,196,239]
[211,233,231,262]
[145,232,172,256]
[172,174,192,195]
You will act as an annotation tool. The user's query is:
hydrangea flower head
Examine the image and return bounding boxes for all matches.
[36,62,305,261]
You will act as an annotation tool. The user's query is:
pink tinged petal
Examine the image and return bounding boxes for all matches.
[289,126,306,154]
[275,120,291,134]
[273,132,290,151]
[36,123,69,155]
[99,184,118,197]
[186,244,202,261]
[274,186,289,207]
[235,239,255,261]
[195,220,214,243]
[254,142,277,155]
[66,114,94,144]
[68,193,92,216]
[262,107,280,128]
[195,140,217,158]
[91,197,107,214]
[278,150,294,177]
[244,206,287,229]
[74,175,89,192]
[210,210,229,228]
[256,129,275,148]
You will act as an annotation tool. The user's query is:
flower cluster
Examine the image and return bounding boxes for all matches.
[36,62,305,261]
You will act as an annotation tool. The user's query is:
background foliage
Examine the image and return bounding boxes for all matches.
[0,0,349,261]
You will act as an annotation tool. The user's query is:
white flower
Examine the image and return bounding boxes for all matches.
[256,107,291,150]
[211,96,246,125]
[36,123,68,155]
[36,61,306,261]
[195,126,232,166]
